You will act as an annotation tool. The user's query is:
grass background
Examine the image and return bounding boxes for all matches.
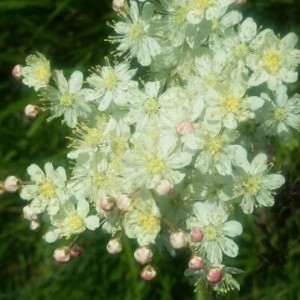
[0,0,300,299]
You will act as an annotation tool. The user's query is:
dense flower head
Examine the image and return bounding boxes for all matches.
[9,0,300,296]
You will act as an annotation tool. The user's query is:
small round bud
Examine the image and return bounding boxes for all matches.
[12,64,22,78]
[70,244,82,258]
[207,267,223,284]
[53,247,71,263]
[116,194,132,211]
[4,175,21,193]
[44,229,60,243]
[100,197,115,212]
[176,121,194,135]
[29,220,40,230]
[154,179,174,196]
[24,104,41,119]
[106,238,122,254]
[188,255,205,270]
[170,231,187,249]
[141,265,157,281]
[23,205,37,220]
[112,0,126,12]
[190,227,204,243]
[134,246,153,265]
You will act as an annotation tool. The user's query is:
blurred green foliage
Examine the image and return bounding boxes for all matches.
[0,1,300,299]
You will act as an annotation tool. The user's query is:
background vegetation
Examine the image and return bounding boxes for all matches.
[1,0,300,299]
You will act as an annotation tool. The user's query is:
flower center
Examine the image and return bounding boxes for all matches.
[92,173,106,187]
[204,225,218,240]
[67,214,85,232]
[60,92,73,106]
[103,71,117,90]
[144,98,159,114]
[194,0,214,10]
[243,177,260,195]
[234,44,248,58]
[85,128,102,145]
[111,137,126,154]
[263,50,281,74]
[174,6,188,24]
[203,75,217,87]
[40,180,55,198]
[139,213,160,233]
[274,108,286,122]
[129,23,145,40]
[35,65,51,82]
[222,95,240,113]
[147,157,165,175]
[207,138,222,156]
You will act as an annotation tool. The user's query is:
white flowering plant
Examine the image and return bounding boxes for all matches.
[2,0,300,296]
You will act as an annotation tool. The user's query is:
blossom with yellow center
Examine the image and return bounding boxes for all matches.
[39,180,56,198]
[207,138,222,156]
[144,98,159,114]
[243,177,260,195]
[222,95,241,113]
[263,49,281,74]
[147,157,166,175]
[273,108,286,122]
[59,92,73,106]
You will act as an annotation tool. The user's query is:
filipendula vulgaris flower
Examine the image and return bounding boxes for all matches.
[20,163,68,216]
[86,59,138,111]
[247,30,300,90]
[39,70,92,128]
[50,197,100,239]
[123,190,161,246]
[108,1,161,66]
[234,153,285,214]
[186,201,243,264]
[21,52,51,91]
[260,84,300,138]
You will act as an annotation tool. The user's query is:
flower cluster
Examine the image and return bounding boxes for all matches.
[4,0,300,295]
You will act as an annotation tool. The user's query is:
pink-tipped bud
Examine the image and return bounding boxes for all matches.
[207,267,223,284]
[12,64,22,78]
[134,246,153,265]
[112,0,126,12]
[106,238,122,254]
[29,220,40,230]
[100,197,115,212]
[70,244,82,258]
[53,247,71,263]
[23,205,38,221]
[190,227,204,243]
[170,231,187,249]
[116,194,132,211]
[24,104,41,119]
[154,179,174,196]
[188,255,205,270]
[141,265,157,281]
[4,175,21,193]
[176,121,194,135]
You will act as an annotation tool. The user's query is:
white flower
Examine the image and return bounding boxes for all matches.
[187,201,243,264]
[21,52,51,91]
[235,153,285,214]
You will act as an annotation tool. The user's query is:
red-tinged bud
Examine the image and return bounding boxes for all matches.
[134,246,153,265]
[188,255,205,270]
[100,197,115,212]
[207,267,223,284]
[4,175,21,193]
[70,244,82,258]
[116,194,132,211]
[106,238,122,254]
[24,104,41,119]
[12,64,22,78]
[112,0,126,12]
[176,121,194,135]
[154,179,174,196]
[141,265,156,281]
[170,231,187,249]
[190,227,204,243]
[53,247,71,263]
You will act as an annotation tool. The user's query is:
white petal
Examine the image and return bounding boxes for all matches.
[250,153,268,174]
[223,220,243,237]
[68,71,83,93]
[219,237,239,258]
[77,198,89,217]
[262,174,285,190]
[84,215,100,230]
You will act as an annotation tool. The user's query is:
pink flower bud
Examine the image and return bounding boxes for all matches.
[106,238,122,254]
[207,267,223,284]
[141,265,157,281]
[188,255,205,270]
[190,227,204,243]
[154,179,174,196]
[176,121,194,135]
[24,104,41,119]
[4,175,21,193]
[70,244,82,258]
[116,194,132,211]
[170,231,187,249]
[112,0,126,12]
[23,205,37,220]
[53,247,71,263]
[134,246,153,265]
[12,64,22,78]
[100,197,115,211]
[29,220,40,230]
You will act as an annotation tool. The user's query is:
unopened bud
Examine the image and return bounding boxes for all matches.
[29,220,40,230]
[141,265,157,281]
[170,231,187,249]
[112,0,127,12]
[4,175,21,193]
[207,267,223,284]
[106,238,122,254]
[190,227,204,243]
[12,64,22,78]
[134,246,153,265]
[176,121,194,135]
[23,205,37,220]
[24,104,41,119]
[53,247,71,263]
[70,244,82,258]
[116,194,132,211]
[154,179,174,196]
[100,197,115,211]
[188,255,205,270]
